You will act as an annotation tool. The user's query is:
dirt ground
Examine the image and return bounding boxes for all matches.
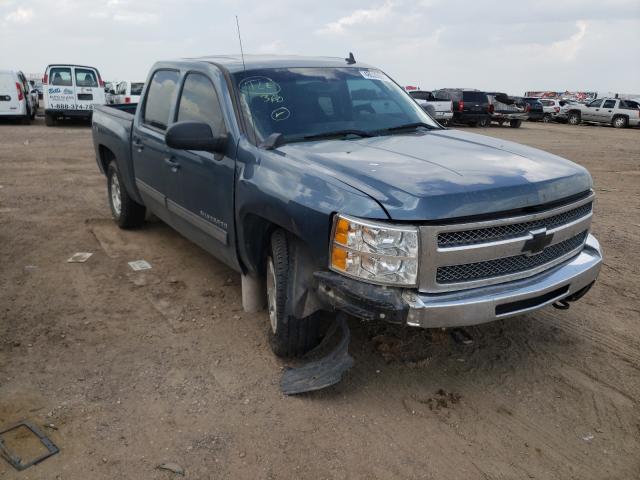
[0,118,638,480]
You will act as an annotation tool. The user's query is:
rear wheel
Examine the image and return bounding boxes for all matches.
[568,112,581,125]
[45,113,56,127]
[266,229,321,358]
[107,161,146,229]
[612,116,628,129]
[509,119,522,128]
[478,117,490,127]
[542,114,552,123]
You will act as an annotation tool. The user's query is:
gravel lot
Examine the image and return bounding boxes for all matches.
[0,119,638,479]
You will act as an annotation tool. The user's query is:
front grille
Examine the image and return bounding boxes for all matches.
[436,231,587,284]
[438,202,592,247]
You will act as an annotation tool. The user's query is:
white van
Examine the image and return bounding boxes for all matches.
[0,70,35,124]
[43,64,106,126]
[114,81,144,104]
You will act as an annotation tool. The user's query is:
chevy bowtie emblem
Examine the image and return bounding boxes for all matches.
[522,228,554,256]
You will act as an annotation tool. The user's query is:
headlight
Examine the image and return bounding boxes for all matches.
[330,214,419,287]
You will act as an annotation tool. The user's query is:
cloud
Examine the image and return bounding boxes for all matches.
[548,20,588,61]
[5,6,33,23]
[317,1,396,34]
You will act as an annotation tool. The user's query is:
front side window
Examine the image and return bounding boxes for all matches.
[143,70,179,130]
[75,68,98,87]
[233,67,438,142]
[50,68,72,86]
[177,73,225,135]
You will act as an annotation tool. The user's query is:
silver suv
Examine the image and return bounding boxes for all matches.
[566,98,640,128]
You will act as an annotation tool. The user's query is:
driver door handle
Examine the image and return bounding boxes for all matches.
[133,137,144,152]
[164,157,181,172]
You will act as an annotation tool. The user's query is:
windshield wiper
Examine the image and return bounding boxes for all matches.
[301,129,374,141]
[381,122,437,133]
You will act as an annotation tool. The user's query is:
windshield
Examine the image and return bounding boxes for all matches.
[233,67,439,143]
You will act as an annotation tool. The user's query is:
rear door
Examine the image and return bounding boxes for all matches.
[46,66,75,111]
[582,99,602,121]
[73,67,104,112]
[131,69,180,213]
[0,72,20,116]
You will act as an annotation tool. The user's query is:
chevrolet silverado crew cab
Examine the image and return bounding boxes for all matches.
[92,55,602,358]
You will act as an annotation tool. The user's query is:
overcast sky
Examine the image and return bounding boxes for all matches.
[1,0,638,94]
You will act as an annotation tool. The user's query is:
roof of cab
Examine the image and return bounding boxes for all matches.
[179,54,374,73]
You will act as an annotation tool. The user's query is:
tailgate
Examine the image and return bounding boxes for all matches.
[0,75,19,114]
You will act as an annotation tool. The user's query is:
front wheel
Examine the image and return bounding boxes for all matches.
[266,229,321,357]
[509,119,522,128]
[568,112,581,125]
[107,161,146,229]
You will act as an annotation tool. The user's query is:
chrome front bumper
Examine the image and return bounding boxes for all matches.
[402,234,602,328]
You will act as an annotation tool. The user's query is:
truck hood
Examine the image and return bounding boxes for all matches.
[278,129,592,221]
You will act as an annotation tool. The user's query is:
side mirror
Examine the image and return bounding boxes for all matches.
[165,121,227,154]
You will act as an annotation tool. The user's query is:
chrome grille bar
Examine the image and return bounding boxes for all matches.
[418,192,594,293]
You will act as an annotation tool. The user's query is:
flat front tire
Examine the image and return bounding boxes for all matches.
[266,229,321,358]
[107,161,146,229]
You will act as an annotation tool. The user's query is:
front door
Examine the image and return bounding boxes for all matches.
[167,70,238,269]
[599,99,617,123]
[131,69,180,212]
[582,99,602,121]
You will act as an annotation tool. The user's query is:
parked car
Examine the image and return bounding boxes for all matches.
[565,98,640,128]
[432,89,494,127]
[92,55,602,359]
[487,93,529,127]
[105,82,117,104]
[43,64,106,126]
[0,69,35,124]
[537,98,563,122]
[407,90,453,125]
[522,97,545,121]
[114,81,145,104]
[27,80,40,113]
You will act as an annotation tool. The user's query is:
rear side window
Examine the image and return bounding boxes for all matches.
[588,99,603,108]
[410,91,432,101]
[143,70,179,130]
[433,90,454,101]
[75,68,98,87]
[130,83,144,96]
[50,68,72,86]
[602,99,616,109]
[177,73,225,135]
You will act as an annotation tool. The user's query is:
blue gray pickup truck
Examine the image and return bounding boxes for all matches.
[92,55,602,358]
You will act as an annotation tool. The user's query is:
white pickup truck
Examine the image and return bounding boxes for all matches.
[407,90,454,125]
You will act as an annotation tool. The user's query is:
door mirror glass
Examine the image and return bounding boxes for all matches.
[165,121,227,153]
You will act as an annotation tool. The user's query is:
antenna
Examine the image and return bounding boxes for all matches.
[235,15,246,72]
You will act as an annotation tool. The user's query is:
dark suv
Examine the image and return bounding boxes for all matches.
[522,97,544,121]
[433,89,492,127]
